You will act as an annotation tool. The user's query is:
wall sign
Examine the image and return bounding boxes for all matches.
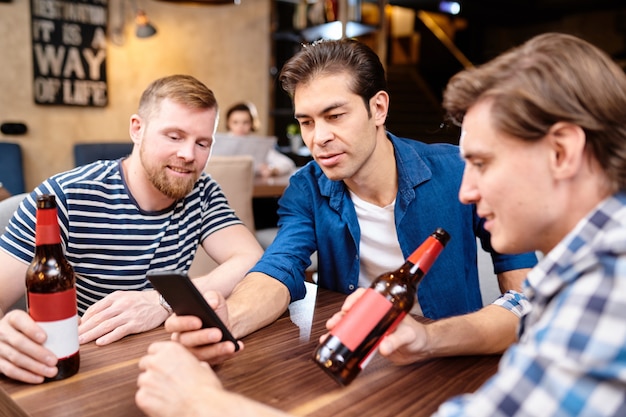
[31,0,108,107]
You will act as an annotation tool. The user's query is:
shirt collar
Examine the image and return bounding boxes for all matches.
[525,192,626,300]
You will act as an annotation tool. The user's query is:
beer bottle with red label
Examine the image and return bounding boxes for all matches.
[313,228,450,385]
[26,194,80,381]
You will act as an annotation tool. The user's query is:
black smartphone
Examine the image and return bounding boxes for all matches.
[147,270,240,351]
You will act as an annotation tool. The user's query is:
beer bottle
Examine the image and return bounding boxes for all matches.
[313,228,450,385]
[26,194,80,381]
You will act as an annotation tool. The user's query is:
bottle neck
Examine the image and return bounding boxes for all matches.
[407,235,445,276]
[35,208,62,246]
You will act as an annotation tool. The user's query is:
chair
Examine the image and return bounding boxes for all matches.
[0,193,28,232]
[0,142,26,196]
[73,142,134,166]
[188,155,255,277]
[0,193,29,311]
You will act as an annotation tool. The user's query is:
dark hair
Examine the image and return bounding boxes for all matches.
[279,38,387,113]
[138,74,218,120]
[443,32,626,192]
[226,102,260,132]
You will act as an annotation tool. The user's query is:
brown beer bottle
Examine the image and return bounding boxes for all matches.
[26,194,80,381]
[313,228,450,386]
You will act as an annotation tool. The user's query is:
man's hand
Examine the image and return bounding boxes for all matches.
[324,288,431,365]
[165,290,242,364]
[136,341,291,417]
[136,341,223,417]
[0,310,59,383]
[79,290,169,345]
[377,318,431,364]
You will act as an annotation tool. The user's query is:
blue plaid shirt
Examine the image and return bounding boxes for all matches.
[435,192,626,416]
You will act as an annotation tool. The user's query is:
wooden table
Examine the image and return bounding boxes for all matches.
[253,172,292,198]
[0,283,500,417]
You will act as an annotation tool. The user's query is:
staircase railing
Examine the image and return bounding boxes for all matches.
[413,10,473,100]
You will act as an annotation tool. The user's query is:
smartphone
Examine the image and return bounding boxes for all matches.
[147,270,240,351]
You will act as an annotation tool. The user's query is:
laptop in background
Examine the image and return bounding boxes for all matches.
[211,133,277,171]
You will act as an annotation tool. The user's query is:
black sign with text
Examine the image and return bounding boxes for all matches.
[31,0,108,107]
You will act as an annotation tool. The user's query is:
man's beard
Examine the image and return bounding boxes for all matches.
[140,147,197,200]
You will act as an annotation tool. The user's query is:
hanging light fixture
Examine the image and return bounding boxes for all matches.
[110,0,158,45]
[135,9,157,38]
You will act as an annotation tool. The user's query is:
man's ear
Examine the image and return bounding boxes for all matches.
[129,114,143,145]
[547,122,586,180]
[371,91,389,127]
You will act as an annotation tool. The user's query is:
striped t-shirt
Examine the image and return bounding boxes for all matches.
[0,159,241,314]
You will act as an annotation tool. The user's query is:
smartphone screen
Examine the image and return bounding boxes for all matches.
[147,270,240,351]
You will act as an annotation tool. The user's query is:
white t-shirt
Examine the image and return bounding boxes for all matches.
[350,191,423,315]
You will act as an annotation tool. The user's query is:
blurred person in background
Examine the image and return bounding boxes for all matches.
[226,102,296,178]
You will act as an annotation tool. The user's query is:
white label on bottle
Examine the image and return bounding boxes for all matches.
[36,315,79,359]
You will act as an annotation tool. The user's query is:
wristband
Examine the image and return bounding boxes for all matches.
[158,293,173,315]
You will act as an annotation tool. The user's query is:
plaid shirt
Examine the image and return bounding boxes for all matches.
[435,192,626,416]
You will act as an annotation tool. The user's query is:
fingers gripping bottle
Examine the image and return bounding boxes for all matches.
[26,194,80,381]
[313,228,450,385]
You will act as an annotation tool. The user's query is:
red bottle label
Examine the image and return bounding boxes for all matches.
[28,288,79,359]
[330,288,392,351]
[28,288,77,322]
[35,208,61,246]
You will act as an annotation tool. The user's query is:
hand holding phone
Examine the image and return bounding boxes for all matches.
[147,270,240,351]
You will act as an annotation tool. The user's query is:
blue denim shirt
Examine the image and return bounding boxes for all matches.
[250,133,537,319]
